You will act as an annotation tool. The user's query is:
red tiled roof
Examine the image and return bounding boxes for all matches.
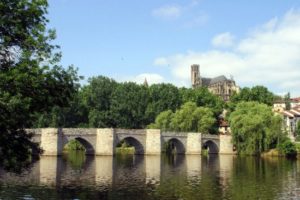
[290,110,300,116]
[291,97,300,102]
[282,111,294,117]
[292,105,300,110]
[219,119,229,127]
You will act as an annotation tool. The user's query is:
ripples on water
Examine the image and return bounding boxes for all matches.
[0,152,300,200]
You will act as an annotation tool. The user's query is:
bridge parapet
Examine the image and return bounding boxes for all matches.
[61,128,97,135]
[202,134,219,140]
[115,129,147,135]
[26,128,43,135]
[161,131,189,137]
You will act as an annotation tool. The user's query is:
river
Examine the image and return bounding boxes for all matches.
[0,152,299,200]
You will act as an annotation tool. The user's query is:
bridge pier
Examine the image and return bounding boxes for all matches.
[145,129,161,155]
[40,128,63,156]
[219,135,235,154]
[186,133,202,154]
[96,128,115,155]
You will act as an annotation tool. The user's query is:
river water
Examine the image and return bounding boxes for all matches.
[0,152,300,200]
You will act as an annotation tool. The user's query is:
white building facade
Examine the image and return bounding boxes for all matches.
[282,107,300,141]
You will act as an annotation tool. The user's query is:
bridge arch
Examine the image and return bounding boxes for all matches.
[165,138,186,154]
[62,136,95,155]
[202,140,219,154]
[116,136,145,154]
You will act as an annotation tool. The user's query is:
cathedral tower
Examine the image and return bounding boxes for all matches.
[191,64,201,88]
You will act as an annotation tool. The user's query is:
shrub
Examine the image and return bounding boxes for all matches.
[295,143,300,153]
[278,140,297,157]
[64,140,85,151]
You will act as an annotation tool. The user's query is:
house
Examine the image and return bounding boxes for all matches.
[281,106,300,141]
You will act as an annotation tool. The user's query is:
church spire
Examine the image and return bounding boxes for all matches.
[143,78,148,87]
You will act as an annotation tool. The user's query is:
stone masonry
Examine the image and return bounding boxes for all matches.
[28,128,235,156]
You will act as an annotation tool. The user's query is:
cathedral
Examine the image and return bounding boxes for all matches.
[191,64,239,101]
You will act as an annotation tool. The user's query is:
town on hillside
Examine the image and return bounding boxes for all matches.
[190,64,300,142]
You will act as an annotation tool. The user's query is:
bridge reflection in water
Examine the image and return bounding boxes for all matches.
[0,155,235,189]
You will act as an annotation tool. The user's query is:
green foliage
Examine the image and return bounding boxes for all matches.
[277,140,297,157]
[295,121,300,137]
[115,147,135,154]
[64,140,85,151]
[148,110,174,130]
[229,86,275,111]
[171,102,198,132]
[28,73,225,130]
[229,101,285,155]
[116,139,135,154]
[284,92,291,110]
[150,102,216,133]
[33,91,89,128]
[180,87,224,115]
[0,0,80,166]
[110,82,149,128]
[82,76,117,127]
[146,84,181,124]
[295,143,300,152]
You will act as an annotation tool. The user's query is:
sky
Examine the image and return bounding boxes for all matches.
[47,0,300,96]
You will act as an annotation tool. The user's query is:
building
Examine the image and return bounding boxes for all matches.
[218,118,231,135]
[273,97,300,113]
[281,106,300,141]
[191,64,239,101]
[273,100,286,113]
[290,97,300,108]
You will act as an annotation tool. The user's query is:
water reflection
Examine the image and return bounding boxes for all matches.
[0,153,300,200]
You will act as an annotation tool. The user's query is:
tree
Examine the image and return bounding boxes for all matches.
[0,0,80,168]
[150,102,216,133]
[170,102,197,132]
[145,83,181,124]
[147,110,174,131]
[180,87,224,116]
[193,107,216,133]
[229,86,275,106]
[295,121,300,138]
[284,92,291,110]
[81,76,117,127]
[110,82,149,128]
[229,102,285,155]
[32,91,89,128]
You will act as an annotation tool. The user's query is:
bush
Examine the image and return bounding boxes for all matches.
[278,140,297,157]
[295,135,300,142]
[64,140,85,151]
[115,147,135,154]
[295,143,300,153]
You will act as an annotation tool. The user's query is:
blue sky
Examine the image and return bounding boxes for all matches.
[48,0,300,96]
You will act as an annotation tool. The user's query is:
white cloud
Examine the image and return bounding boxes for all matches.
[212,32,235,48]
[152,1,207,27]
[132,73,164,85]
[152,5,182,20]
[153,9,300,96]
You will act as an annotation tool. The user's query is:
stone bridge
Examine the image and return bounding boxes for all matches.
[28,128,234,156]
